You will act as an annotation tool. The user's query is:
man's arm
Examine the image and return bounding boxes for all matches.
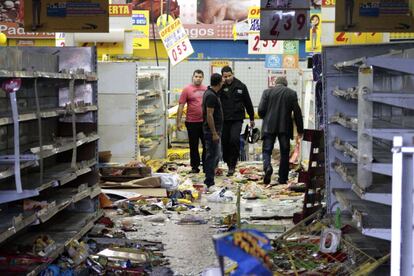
[176,87,188,131]
[207,107,220,143]
[292,93,304,138]
[242,84,255,126]
[258,90,268,119]
[176,103,185,131]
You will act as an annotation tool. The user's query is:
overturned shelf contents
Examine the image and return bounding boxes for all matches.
[0,209,103,276]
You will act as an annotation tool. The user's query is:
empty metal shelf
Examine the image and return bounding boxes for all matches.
[364,91,414,110]
[334,188,391,240]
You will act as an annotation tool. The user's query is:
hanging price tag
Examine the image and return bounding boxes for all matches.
[159,18,194,66]
[248,33,283,54]
[260,10,309,40]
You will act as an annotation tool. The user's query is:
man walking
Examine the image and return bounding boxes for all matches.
[203,73,224,189]
[258,76,303,185]
[177,70,207,173]
[220,66,255,176]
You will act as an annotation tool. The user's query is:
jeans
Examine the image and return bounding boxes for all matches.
[185,122,205,170]
[204,132,221,187]
[221,120,243,168]
[262,132,290,184]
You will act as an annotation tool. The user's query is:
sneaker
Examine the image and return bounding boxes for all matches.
[227,167,235,177]
[190,168,200,173]
[263,167,273,185]
[207,185,218,193]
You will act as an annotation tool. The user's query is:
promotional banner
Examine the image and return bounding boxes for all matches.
[136,0,259,40]
[268,70,287,87]
[24,0,109,32]
[335,0,414,32]
[260,0,310,40]
[109,4,132,17]
[159,18,194,66]
[334,32,383,44]
[322,0,336,6]
[306,10,322,53]
[211,60,232,74]
[0,1,54,39]
[248,6,283,54]
[213,230,273,276]
[132,10,150,50]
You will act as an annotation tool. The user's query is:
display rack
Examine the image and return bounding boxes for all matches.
[136,66,167,160]
[0,47,101,273]
[323,43,414,242]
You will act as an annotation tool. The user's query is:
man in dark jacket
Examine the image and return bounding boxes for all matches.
[203,73,224,189]
[258,76,304,185]
[220,66,255,176]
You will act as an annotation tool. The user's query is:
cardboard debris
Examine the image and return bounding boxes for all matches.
[102,188,167,199]
[97,248,148,263]
[100,176,161,189]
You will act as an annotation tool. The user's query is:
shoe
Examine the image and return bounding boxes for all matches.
[263,167,273,185]
[190,168,200,173]
[207,185,218,193]
[227,167,235,177]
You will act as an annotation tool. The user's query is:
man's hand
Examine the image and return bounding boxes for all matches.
[176,121,183,131]
[250,120,255,128]
[295,133,303,143]
[213,133,220,143]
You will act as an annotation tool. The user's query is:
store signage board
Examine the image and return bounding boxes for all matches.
[260,0,310,40]
[334,32,384,45]
[248,34,283,54]
[265,55,283,68]
[335,0,414,32]
[159,18,194,66]
[132,10,150,50]
[322,0,336,7]
[248,7,283,54]
[24,0,109,32]
[0,23,55,39]
[109,4,132,17]
[305,10,322,53]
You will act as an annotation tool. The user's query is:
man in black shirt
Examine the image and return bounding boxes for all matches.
[220,66,255,176]
[258,76,304,185]
[203,73,224,188]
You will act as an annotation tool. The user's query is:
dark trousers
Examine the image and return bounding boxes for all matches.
[262,132,290,184]
[204,132,220,187]
[185,122,205,170]
[221,120,243,168]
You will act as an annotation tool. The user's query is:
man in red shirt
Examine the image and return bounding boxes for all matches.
[176,70,208,173]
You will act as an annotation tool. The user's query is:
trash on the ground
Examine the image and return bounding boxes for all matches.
[207,188,235,203]
[145,213,168,223]
[153,173,180,191]
[201,267,222,276]
[97,248,148,263]
[177,215,208,225]
[242,182,267,200]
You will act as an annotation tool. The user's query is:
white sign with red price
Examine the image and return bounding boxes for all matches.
[159,18,194,66]
[260,10,309,40]
[248,33,283,54]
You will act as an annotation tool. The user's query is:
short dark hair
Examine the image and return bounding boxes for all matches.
[211,73,222,86]
[193,69,204,76]
[221,66,233,74]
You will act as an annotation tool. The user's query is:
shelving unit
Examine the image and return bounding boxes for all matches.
[323,43,414,243]
[97,63,167,162]
[0,47,101,274]
[136,66,168,160]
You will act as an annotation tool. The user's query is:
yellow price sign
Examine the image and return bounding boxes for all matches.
[334,32,383,45]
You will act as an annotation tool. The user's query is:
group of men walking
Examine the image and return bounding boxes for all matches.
[176,67,303,190]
